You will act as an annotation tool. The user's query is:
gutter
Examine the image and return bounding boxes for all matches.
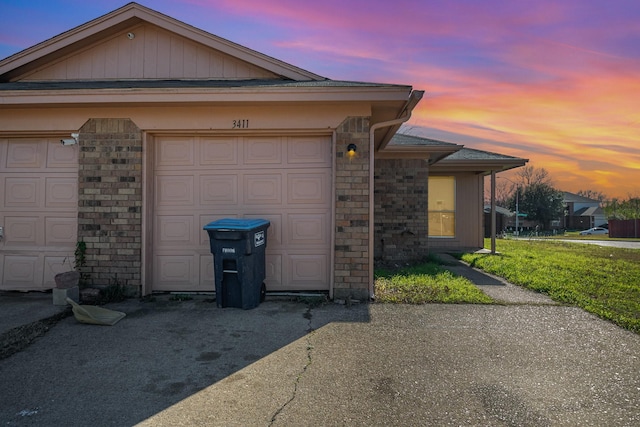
[367,90,424,299]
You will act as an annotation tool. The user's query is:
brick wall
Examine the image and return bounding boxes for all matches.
[334,117,371,301]
[374,158,429,265]
[77,118,143,295]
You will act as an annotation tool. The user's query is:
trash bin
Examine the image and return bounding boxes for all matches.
[203,218,270,309]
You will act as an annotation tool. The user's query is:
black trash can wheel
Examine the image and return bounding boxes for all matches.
[260,283,266,302]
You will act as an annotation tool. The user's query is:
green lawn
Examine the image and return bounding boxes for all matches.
[373,239,640,334]
[374,261,493,305]
[462,239,640,333]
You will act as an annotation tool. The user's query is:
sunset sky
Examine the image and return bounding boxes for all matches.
[1,0,638,199]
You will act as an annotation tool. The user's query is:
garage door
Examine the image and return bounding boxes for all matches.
[152,135,332,292]
[0,138,79,290]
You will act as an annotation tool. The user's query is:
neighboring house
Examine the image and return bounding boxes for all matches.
[375,135,526,258]
[483,205,513,237]
[563,192,606,230]
[0,3,526,299]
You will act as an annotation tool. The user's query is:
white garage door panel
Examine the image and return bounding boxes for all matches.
[6,141,43,168]
[3,255,40,287]
[152,134,332,292]
[244,137,283,164]
[156,138,195,167]
[155,175,195,206]
[244,174,282,205]
[4,217,39,245]
[45,217,79,245]
[288,137,331,164]
[0,138,78,290]
[155,215,195,245]
[48,142,78,167]
[4,178,40,207]
[200,175,238,204]
[45,177,77,207]
[1,253,71,289]
[154,255,198,290]
[287,213,329,245]
[288,253,328,288]
[287,172,330,205]
[3,215,77,248]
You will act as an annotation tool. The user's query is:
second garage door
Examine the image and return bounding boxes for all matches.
[0,138,78,290]
[152,134,332,292]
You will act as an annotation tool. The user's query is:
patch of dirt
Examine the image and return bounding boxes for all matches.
[0,309,72,360]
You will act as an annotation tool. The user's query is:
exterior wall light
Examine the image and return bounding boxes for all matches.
[60,132,79,146]
[347,143,357,158]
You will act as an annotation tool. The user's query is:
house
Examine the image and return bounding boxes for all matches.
[483,205,513,237]
[563,192,606,230]
[0,3,526,300]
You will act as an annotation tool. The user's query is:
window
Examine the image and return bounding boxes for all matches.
[428,176,455,237]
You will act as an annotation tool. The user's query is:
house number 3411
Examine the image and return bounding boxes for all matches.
[232,119,249,129]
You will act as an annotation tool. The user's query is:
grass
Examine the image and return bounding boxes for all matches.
[374,259,494,304]
[461,239,640,333]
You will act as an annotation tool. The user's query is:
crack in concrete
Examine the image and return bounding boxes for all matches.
[0,309,72,360]
[269,305,315,425]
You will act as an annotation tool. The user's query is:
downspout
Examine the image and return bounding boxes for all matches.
[367,90,424,299]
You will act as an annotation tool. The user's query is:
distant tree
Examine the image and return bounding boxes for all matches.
[494,179,513,206]
[577,189,608,204]
[491,165,564,229]
[515,165,552,187]
[509,182,564,229]
[484,176,517,206]
[604,197,640,219]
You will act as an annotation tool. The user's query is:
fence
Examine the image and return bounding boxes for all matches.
[608,219,640,238]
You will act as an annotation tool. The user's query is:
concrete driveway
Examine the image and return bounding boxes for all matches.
[1,294,640,426]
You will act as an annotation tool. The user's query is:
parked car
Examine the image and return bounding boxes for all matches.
[579,227,608,236]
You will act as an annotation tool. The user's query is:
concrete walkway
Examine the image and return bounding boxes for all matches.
[437,253,559,305]
[1,261,640,426]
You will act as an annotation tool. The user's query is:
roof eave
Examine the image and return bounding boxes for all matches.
[0,85,412,106]
[430,159,529,174]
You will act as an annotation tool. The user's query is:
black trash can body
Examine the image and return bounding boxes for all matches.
[203,218,270,309]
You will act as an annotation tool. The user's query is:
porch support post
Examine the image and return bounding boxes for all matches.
[490,170,497,254]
